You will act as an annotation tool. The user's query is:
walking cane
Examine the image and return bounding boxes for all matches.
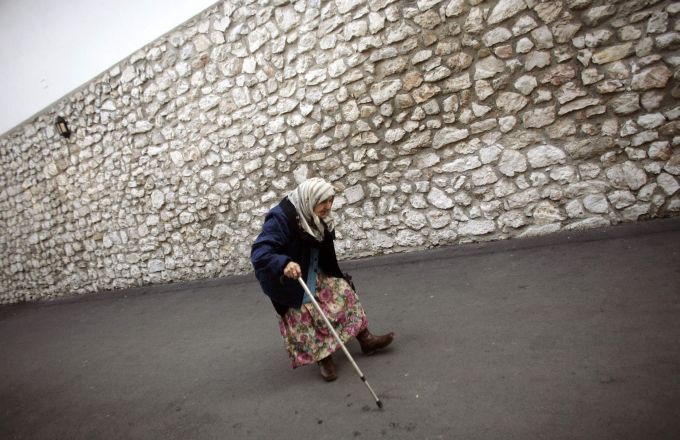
[297,277,383,409]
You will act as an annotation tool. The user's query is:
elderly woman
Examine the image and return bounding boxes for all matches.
[251,177,394,381]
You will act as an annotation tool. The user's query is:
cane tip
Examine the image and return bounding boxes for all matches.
[376,400,383,409]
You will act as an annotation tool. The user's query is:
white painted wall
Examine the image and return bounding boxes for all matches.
[0,0,217,136]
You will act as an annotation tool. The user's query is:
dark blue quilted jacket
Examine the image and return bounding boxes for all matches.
[251,197,343,315]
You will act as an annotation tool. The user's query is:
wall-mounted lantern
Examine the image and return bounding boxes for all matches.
[55,116,71,139]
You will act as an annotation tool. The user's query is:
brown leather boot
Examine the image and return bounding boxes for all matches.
[357,329,394,355]
[318,355,337,382]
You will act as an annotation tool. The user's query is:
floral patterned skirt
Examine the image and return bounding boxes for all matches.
[278,274,368,368]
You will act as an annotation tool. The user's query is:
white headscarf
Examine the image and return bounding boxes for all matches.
[287,177,336,242]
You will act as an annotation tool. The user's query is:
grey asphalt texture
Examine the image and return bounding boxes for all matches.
[2,218,680,440]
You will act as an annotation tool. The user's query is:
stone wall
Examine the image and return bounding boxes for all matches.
[1,0,679,304]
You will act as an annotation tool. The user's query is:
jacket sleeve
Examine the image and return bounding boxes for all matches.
[251,212,292,280]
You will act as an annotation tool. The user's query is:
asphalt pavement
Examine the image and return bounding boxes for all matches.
[2,217,680,440]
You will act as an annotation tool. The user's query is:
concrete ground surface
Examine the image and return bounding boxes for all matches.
[1,217,680,440]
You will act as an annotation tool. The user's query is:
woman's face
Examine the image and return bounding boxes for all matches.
[313,196,334,218]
